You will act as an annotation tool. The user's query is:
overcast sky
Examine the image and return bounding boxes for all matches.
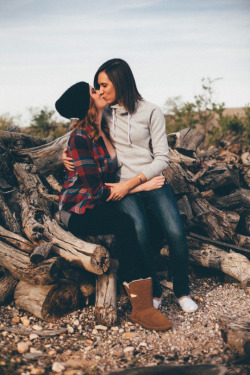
[0,0,249,124]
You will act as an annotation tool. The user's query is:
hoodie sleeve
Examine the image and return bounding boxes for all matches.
[140,106,169,180]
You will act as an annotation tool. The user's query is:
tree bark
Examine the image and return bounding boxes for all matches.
[0,225,35,253]
[43,218,110,275]
[0,130,50,149]
[198,163,240,191]
[14,280,79,321]
[163,162,199,196]
[0,267,18,305]
[161,242,250,287]
[15,132,69,174]
[0,240,61,284]
[0,194,21,234]
[219,316,250,358]
[95,259,118,326]
[208,189,250,211]
[30,242,54,264]
[168,128,205,154]
[191,198,236,243]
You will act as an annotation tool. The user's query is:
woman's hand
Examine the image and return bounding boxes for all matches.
[62,149,75,171]
[139,175,165,192]
[105,182,130,201]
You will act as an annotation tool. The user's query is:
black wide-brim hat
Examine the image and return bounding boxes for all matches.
[55,81,90,120]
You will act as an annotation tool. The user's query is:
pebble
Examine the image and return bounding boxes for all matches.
[122,332,137,339]
[12,317,20,324]
[30,368,45,375]
[21,316,30,327]
[29,334,39,341]
[52,362,65,373]
[67,325,74,334]
[32,325,43,331]
[95,325,108,331]
[30,348,43,354]
[17,342,29,353]
[85,339,93,345]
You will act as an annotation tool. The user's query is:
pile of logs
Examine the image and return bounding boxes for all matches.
[0,127,249,327]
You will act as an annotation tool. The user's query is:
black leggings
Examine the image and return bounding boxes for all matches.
[68,203,151,283]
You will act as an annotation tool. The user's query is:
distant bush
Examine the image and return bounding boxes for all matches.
[0,113,19,131]
[164,78,248,150]
[26,107,69,139]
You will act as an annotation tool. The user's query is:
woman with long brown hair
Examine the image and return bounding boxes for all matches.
[55,81,171,331]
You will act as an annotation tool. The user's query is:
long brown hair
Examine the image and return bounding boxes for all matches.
[71,97,109,143]
[94,58,142,114]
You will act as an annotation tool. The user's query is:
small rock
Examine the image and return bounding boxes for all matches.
[23,352,44,360]
[85,339,93,345]
[111,326,119,331]
[30,348,43,354]
[73,319,80,326]
[21,316,30,327]
[12,317,20,324]
[17,342,29,354]
[52,362,65,373]
[122,332,137,339]
[124,346,134,356]
[92,329,98,335]
[30,368,45,375]
[29,334,39,341]
[32,325,43,331]
[138,342,147,347]
[67,325,74,334]
[95,325,108,331]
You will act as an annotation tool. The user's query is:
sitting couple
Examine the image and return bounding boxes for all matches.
[55,58,198,332]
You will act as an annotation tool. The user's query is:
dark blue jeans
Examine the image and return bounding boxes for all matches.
[116,183,190,298]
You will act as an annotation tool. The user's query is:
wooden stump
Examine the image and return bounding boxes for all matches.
[95,259,118,326]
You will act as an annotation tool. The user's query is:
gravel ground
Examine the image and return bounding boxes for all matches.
[0,272,249,375]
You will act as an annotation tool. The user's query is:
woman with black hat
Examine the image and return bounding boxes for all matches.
[55,81,171,331]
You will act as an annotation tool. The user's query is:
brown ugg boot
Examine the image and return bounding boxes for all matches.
[123,278,171,331]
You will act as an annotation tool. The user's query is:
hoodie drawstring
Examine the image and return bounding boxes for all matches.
[127,114,131,146]
[112,108,132,146]
[112,108,116,136]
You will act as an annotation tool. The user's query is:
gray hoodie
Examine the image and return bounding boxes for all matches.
[103,100,169,182]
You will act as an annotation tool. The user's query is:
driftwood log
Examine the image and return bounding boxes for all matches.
[14,280,79,321]
[0,127,249,325]
[161,240,250,288]
[0,240,61,285]
[219,316,250,358]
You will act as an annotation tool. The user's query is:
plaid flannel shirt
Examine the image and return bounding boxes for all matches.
[59,128,113,214]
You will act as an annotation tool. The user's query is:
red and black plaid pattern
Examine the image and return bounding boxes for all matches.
[59,128,113,214]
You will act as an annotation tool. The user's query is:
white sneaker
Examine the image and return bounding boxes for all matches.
[177,296,198,312]
[153,298,162,309]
